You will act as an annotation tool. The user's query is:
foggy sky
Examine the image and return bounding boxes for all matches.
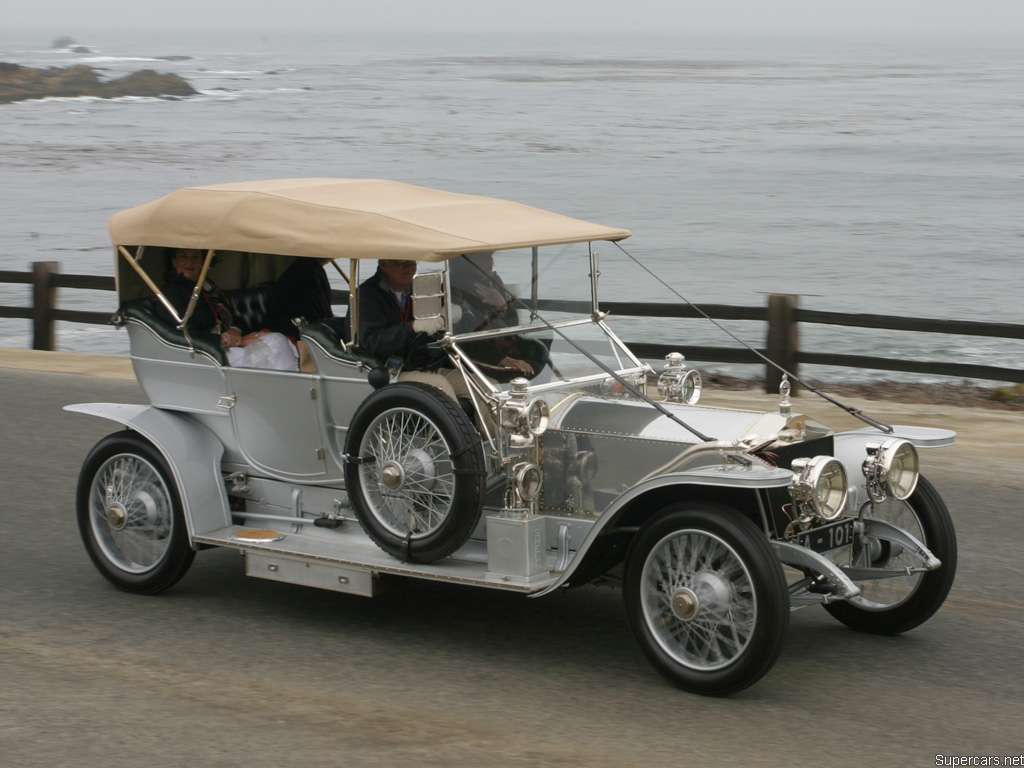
[12,0,1024,39]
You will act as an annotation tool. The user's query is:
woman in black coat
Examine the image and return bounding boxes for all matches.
[158,248,297,370]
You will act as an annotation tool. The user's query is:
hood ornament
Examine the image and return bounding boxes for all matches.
[778,374,792,416]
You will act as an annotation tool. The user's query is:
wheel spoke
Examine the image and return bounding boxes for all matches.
[89,453,174,574]
[359,407,458,540]
[641,528,757,672]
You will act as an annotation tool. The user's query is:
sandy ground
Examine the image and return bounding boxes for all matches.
[697,378,1024,467]
[0,348,136,379]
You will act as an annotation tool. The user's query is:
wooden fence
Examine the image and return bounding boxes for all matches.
[2,261,1022,388]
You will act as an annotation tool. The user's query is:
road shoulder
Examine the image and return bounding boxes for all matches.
[0,348,135,379]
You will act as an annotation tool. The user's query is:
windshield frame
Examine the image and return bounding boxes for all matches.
[442,242,648,395]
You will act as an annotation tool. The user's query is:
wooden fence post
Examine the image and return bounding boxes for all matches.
[32,261,59,351]
[765,293,799,394]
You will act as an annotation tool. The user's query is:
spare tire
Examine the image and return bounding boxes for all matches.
[344,382,486,563]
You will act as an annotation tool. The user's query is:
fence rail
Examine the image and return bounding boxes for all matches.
[2,262,1022,387]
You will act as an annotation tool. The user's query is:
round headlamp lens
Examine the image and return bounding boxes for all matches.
[526,398,549,436]
[514,463,543,501]
[791,456,849,522]
[812,459,848,520]
[681,370,702,405]
[881,439,919,500]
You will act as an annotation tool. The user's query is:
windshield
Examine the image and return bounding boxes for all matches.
[447,244,591,328]
[446,245,644,390]
[452,320,644,392]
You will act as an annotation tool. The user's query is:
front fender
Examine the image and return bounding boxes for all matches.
[833,425,955,509]
[532,461,793,597]
[65,403,230,537]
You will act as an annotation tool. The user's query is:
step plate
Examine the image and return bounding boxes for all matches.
[194,525,559,594]
[246,551,376,596]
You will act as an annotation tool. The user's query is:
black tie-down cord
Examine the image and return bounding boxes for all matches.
[609,241,894,434]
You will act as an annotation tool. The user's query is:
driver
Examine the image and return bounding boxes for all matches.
[450,252,547,379]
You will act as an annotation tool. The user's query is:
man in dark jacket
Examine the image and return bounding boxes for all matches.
[352,259,494,434]
[354,259,446,369]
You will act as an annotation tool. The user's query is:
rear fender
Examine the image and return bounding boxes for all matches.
[65,403,230,538]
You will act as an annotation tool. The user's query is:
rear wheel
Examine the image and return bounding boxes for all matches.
[623,502,789,696]
[77,431,194,594]
[825,475,956,634]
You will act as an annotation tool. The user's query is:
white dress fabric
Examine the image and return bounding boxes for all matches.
[226,332,298,371]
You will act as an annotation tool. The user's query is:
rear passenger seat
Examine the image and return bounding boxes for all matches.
[119,285,277,366]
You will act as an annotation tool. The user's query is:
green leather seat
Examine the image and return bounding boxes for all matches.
[120,285,277,366]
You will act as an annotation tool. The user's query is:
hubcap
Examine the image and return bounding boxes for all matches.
[671,588,698,620]
[106,501,128,530]
[381,462,404,491]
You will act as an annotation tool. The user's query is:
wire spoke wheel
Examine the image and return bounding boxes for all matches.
[89,452,174,573]
[641,529,756,671]
[359,408,458,539]
[77,431,194,594]
[825,475,956,634]
[827,498,924,610]
[345,383,485,563]
[624,503,788,696]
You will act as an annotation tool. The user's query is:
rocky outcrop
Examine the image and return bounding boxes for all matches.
[50,38,93,53]
[0,63,198,103]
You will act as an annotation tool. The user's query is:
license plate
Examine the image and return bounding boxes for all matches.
[797,518,856,553]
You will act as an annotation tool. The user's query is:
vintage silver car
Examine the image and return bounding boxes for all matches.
[70,179,957,695]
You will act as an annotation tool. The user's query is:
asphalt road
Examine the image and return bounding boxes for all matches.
[2,366,1023,768]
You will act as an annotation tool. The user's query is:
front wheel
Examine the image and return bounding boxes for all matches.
[623,502,789,696]
[825,475,956,634]
[76,430,195,594]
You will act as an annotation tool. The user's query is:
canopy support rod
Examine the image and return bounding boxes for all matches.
[530,246,539,321]
[179,250,216,332]
[348,259,360,346]
[117,245,182,325]
[329,258,351,287]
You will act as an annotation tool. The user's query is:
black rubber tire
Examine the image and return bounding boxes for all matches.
[344,382,485,563]
[623,502,790,696]
[76,430,195,594]
[825,475,957,635]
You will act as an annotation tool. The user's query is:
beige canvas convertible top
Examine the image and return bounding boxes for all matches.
[109,178,631,262]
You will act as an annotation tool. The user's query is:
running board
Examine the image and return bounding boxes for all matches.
[193,526,559,595]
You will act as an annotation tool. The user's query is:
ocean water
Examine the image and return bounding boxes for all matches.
[1,30,1021,383]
